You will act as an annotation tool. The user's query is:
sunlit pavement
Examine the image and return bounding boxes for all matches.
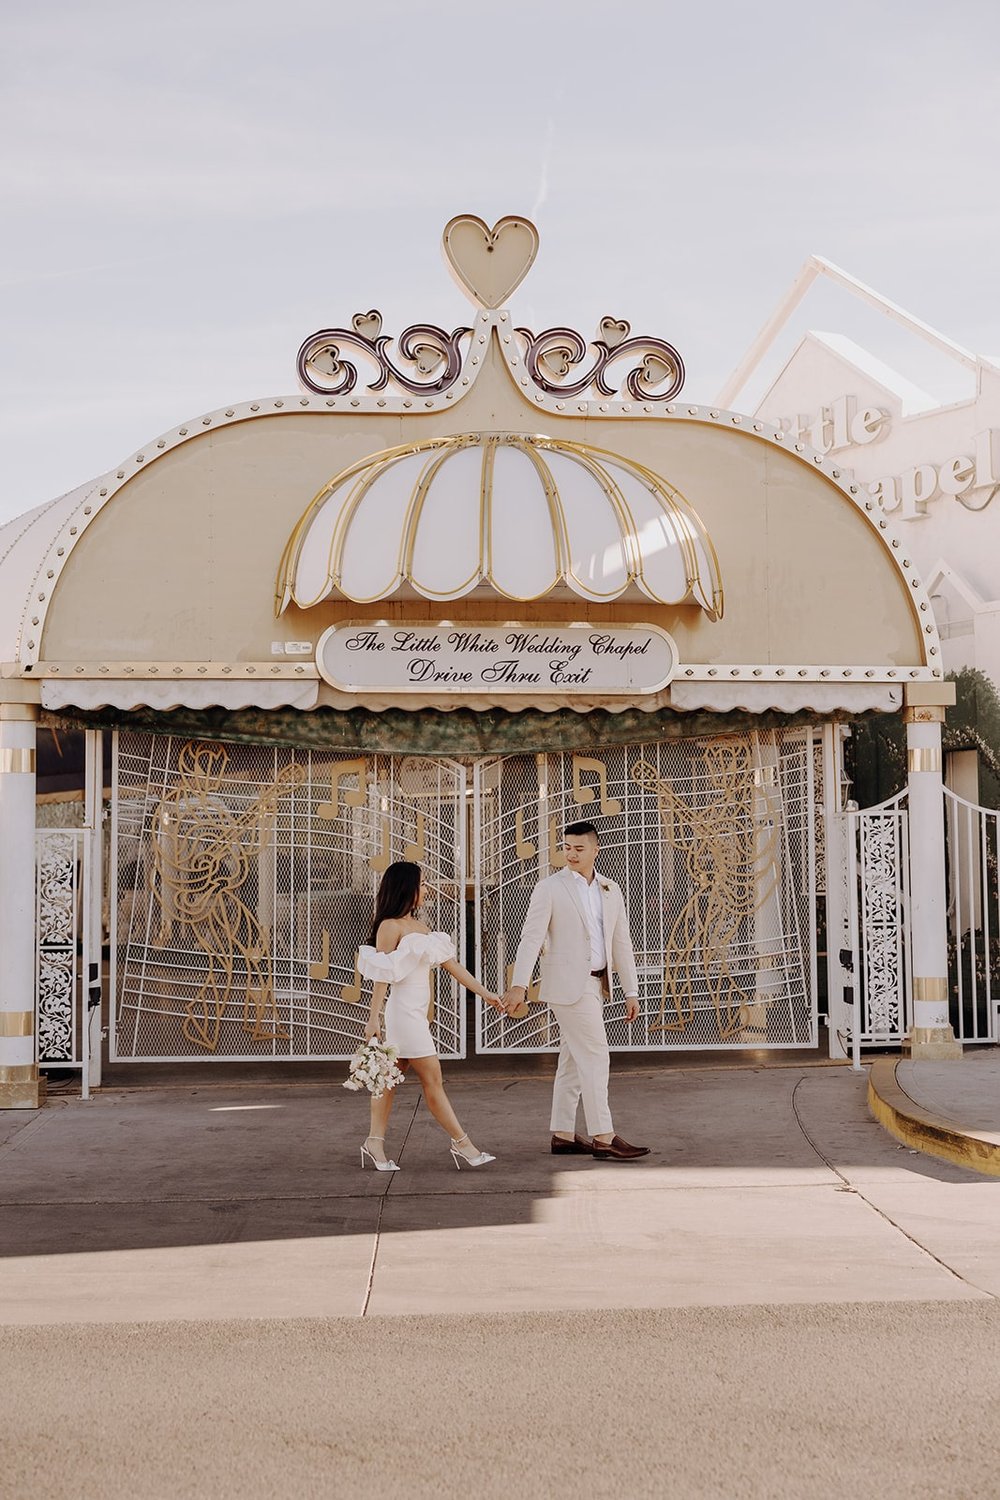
[3,1062,999,1498]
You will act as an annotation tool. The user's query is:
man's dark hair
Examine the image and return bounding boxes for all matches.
[564,821,599,840]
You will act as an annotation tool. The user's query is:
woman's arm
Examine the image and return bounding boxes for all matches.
[365,981,387,1041]
[441,957,503,1011]
[365,920,401,1039]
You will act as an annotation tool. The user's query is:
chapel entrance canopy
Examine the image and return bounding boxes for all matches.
[0,210,941,717]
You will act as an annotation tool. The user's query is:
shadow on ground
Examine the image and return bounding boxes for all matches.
[1,1061,992,1260]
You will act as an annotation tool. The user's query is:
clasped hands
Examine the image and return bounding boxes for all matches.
[368,992,639,1027]
[500,985,528,1016]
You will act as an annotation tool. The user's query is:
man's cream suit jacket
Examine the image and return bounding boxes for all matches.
[511,866,639,1007]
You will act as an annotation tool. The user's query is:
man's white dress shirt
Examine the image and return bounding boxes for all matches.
[571,868,607,971]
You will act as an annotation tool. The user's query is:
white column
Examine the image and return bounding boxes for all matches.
[904,685,961,1059]
[746,733,781,1038]
[0,703,45,1108]
[83,729,104,1094]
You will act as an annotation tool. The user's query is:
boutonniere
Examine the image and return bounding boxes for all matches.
[600,882,610,892]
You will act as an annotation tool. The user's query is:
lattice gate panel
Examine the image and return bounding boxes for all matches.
[850,796,910,1047]
[476,731,817,1051]
[36,829,84,1066]
[111,733,466,1061]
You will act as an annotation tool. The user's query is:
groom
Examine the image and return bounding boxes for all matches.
[502,821,649,1160]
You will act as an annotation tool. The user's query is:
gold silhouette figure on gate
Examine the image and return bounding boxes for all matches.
[150,742,306,1051]
[632,738,782,1042]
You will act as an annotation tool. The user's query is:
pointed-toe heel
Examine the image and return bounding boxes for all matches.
[449,1134,497,1169]
[360,1139,400,1172]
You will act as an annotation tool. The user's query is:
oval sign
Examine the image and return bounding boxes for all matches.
[317,623,678,695]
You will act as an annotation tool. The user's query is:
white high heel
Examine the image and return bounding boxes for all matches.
[449,1133,496,1169]
[360,1136,400,1172]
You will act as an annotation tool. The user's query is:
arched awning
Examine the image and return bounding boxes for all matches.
[275,432,724,618]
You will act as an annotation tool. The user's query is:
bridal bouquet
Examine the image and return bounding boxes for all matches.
[343,1038,405,1099]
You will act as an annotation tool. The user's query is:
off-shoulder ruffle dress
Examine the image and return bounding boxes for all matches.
[357,931,455,1059]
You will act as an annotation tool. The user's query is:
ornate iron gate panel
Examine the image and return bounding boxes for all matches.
[35,829,84,1066]
[844,793,911,1049]
[111,733,466,1061]
[475,732,818,1051]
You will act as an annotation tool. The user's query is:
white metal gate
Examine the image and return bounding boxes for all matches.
[35,829,85,1067]
[34,731,104,1089]
[839,784,1000,1053]
[944,785,1000,1045]
[111,733,466,1060]
[108,728,824,1063]
[475,731,818,1051]
[843,792,912,1050]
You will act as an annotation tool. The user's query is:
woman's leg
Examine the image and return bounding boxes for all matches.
[407,1055,484,1155]
[364,1061,408,1164]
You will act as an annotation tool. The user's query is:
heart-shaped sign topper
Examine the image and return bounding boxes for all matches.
[442,214,540,309]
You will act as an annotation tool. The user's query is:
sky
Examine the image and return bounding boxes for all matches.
[3,0,1000,524]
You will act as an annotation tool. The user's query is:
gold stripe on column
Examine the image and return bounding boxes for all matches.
[0,1063,38,1084]
[907,747,941,773]
[902,704,947,724]
[913,977,949,1003]
[0,1010,33,1037]
[0,747,36,774]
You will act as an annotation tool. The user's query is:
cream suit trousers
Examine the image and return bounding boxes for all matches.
[550,976,614,1136]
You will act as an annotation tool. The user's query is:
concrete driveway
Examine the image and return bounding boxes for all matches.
[3,1061,999,1497]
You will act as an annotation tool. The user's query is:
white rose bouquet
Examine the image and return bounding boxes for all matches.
[343,1038,405,1100]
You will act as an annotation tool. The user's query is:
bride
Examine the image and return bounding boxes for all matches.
[357,860,503,1171]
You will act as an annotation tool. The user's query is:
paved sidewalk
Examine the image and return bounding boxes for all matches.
[3,1060,999,1324]
[4,1061,1000,1499]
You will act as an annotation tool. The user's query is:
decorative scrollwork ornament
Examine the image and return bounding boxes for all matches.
[297,312,473,397]
[515,317,685,402]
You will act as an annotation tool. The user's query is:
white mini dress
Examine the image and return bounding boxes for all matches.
[357,930,455,1059]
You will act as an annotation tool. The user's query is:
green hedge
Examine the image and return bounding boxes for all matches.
[849,668,1000,809]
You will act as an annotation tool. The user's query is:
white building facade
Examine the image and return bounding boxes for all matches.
[729,258,1000,698]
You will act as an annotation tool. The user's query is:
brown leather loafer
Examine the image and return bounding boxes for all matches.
[591,1135,650,1160]
[550,1133,594,1155]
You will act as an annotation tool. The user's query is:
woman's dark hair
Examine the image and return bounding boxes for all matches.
[368,861,422,945]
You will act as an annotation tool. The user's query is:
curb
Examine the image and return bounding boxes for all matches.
[868,1057,1000,1178]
